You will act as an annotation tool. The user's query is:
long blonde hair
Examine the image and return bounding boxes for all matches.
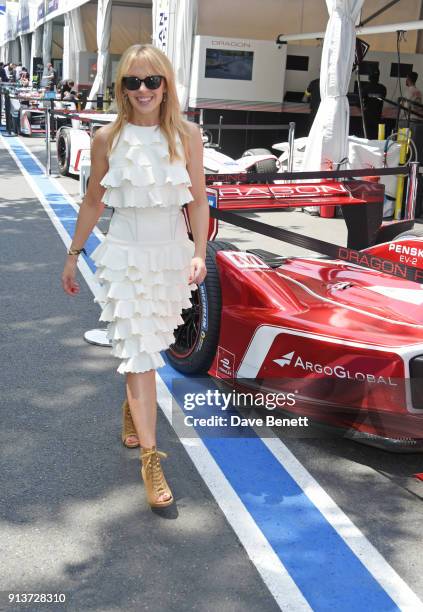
[107,44,191,162]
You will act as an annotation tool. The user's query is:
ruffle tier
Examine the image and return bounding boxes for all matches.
[91,236,195,374]
[100,124,193,210]
[102,182,193,209]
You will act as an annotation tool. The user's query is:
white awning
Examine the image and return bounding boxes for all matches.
[303,0,365,172]
[85,0,112,107]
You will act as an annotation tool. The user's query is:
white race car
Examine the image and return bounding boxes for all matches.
[55,115,279,196]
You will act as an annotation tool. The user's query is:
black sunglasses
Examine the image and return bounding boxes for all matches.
[122,75,164,91]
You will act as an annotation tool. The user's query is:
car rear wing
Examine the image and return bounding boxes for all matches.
[187,164,419,250]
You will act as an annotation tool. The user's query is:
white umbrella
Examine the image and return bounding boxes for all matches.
[303,0,365,175]
[85,0,112,109]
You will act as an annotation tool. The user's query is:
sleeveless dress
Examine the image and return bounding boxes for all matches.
[90,123,195,374]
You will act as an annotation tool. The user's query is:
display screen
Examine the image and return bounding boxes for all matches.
[205,49,254,81]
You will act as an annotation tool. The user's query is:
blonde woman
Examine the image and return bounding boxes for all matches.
[62,44,209,508]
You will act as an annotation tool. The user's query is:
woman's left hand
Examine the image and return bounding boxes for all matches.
[188,256,207,285]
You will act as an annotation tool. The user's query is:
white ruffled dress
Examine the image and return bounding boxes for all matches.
[91,123,195,374]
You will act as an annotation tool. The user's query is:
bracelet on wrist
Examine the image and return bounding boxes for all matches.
[68,247,87,257]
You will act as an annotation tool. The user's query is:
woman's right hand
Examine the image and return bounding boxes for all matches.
[62,256,80,296]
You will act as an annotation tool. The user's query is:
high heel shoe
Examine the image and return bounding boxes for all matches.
[140,447,174,508]
[121,399,140,448]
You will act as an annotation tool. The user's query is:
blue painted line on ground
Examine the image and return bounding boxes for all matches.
[160,362,399,612]
[5,129,400,612]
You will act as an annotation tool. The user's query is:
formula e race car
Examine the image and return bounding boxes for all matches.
[54,115,278,183]
[166,167,423,451]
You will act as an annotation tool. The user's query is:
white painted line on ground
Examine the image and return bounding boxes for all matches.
[262,436,423,612]
[155,376,311,612]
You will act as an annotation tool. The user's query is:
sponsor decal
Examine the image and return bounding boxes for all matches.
[37,1,45,20]
[337,247,423,281]
[223,251,268,269]
[274,350,398,386]
[217,346,235,378]
[218,184,348,199]
[388,242,423,267]
[198,283,208,332]
[207,193,217,208]
[273,351,295,368]
[194,283,208,352]
[196,330,206,352]
[47,0,58,14]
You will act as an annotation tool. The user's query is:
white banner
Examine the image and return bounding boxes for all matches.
[0,3,6,51]
[153,0,171,54]
[16,0,37,36]
[153,0,197,111]
[3,0,19,45]
[36,0,90,28]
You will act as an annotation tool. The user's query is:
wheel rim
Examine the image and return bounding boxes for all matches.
[57,136,67,167]
[169,288,201,359]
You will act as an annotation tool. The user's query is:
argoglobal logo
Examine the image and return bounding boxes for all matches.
[274,351,398,386]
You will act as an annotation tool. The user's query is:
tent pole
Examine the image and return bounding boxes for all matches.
[360,0,401,27]
[355,66,367,139]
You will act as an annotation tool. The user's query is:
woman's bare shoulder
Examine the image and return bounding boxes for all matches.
[183,120,201,138]
[93,121,116,144]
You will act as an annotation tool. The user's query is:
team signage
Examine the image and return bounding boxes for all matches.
[16,0,37,36]
[35,0,88,27]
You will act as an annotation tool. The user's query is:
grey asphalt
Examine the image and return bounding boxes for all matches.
[0,132,281,612]
[2,129,423,611]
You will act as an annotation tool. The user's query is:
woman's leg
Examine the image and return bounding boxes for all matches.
[126,370,157,448]
[126,370,172,504]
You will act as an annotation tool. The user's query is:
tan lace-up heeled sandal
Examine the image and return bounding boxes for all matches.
[140,447,174,508]
[121,399,140,448]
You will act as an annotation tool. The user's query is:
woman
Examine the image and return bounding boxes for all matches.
[62,44,209,508]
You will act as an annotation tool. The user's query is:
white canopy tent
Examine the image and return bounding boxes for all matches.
[30,25,43,80]
[302,0,365,174]
[19,33,31,70]
[62,8,87,83]
[42,19,52,79]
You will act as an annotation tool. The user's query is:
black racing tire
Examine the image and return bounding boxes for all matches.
[393,228,423,240]
[56,128,71,176]
[253,157,278,173]
[166,240,239,374]
[242,148,278,174]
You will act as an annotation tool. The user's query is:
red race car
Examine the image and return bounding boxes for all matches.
[167,166,423,451]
